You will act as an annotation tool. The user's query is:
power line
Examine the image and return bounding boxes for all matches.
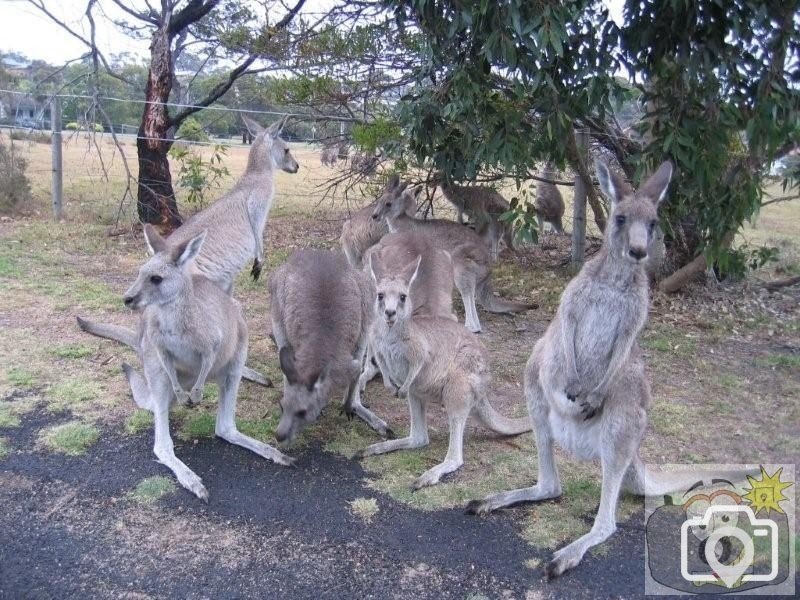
[0,87,352,122]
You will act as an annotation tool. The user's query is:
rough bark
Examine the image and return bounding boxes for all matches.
[565,128,607,232]
[136,16,181,229]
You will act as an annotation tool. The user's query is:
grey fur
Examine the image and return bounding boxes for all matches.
[534,164,566,235]
[320,146,339,167]
[372,176,534,333]
[340,189,416,268]
[169,115,299,293]
[360,258,531,489]
[436,176,514,261]
[75,116,297,388]
[118,225,293,501]
[269,249,391,443]
[466,160,683,579]
[358,230,456,392]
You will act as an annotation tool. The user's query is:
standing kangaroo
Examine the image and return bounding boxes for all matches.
[534,164,566,235]
[167,115,299,289]
[76,116,297,388]
[360,255,531,489]
[372,176,533,333]
[340,190,417,268]
[117,225,293,501]
[358,230,456,392]
[270,249,392,443]
[465,161,749,579]
[437,176,515,261]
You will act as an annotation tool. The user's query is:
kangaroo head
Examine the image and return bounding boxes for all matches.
[371,175,419,222]
[274,344,330,444]
[595,160,672,265]
[369,254,422,327]
[123,225,206,310]
[243,115,299,174]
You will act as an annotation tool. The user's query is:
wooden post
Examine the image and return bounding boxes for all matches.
[571,128,589,267]
[51,96,63,221]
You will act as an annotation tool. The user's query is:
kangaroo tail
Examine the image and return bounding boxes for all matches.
[78,317,273,388]
[477,277,536,314]
[76,316,137,348]
[626,456,760,496]
[473,396,531,436]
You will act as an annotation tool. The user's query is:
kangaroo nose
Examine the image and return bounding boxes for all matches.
[385,309,396,319]
[629,248,647,261]
[372,213,380,220]
[123,295,136,306]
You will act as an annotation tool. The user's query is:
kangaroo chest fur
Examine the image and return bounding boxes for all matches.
[372,324,410,388]
[547,410,605,460]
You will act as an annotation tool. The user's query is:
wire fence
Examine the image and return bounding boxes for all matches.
[0,87,601,245]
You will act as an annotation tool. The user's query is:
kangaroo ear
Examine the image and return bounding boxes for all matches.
[403,255,423,289]
[639,161,673,207]
[310,363,331,392]
[595,160,628,206]
[279,345,299,385]
[368,254,382,285]
[386,173,400,190]
[143,224,166,256]
[172,230,206,268]
[267,115,289,137]
[241,115,264,136]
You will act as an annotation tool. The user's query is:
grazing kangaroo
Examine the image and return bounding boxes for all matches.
[534,164,566,235]
[320,146,338,167]
[116,225,293,501]
[465,160,739,579]
[360,255,531,489]
[270,249,392,443]
[358,230,456,392]
[76,116,297,388]
[437,176,515,261]
[340,190,417,268]
[372,176,534,333]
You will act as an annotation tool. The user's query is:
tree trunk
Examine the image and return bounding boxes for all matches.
[136,18,181,230]
[565,128,607,232]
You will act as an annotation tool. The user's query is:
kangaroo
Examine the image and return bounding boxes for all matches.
[320,146,338,167]
[114,225,293,501]
[437,176,515,261]
[372,176,534,333]
[534,164,566,235]
[270,249,392,443]
[168,115,299,290]
[340,189,417,268]
[359,255,531,489]
[465,161,752,579]
[76,116,297,388]
[357,230,456,392]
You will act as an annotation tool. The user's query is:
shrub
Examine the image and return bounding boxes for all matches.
[64,121,103,133]
[169,144,229,208]
[10,130,51,144]
[0,139,32,214]
[176,117,209,142]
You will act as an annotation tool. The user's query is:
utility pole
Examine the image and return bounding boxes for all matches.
[51,96,63,221]
[571,128,589,268]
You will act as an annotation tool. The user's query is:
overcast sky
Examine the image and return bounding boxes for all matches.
[0,0,626,66]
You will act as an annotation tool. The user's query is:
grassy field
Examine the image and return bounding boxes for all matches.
[1,130,798,561]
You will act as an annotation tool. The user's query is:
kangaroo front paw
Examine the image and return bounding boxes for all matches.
[579,392,603,420]
[174,387,192,406]
[251,258,262,281]
[188,386,203,407]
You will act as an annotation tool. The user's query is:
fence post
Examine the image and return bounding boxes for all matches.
[51,96,63,221]
[571,128,589,268]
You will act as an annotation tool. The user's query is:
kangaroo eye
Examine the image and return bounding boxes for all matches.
[399,294,407,303]
[385,202,392,208]
[615,215,626,227]
[284,148,290,155]
[649,220,658,233]
[150,275,163,285]
[295,409,307,419]
[377,293,384,301]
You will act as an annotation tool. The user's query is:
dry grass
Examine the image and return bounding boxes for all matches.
[0,128,797,555]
